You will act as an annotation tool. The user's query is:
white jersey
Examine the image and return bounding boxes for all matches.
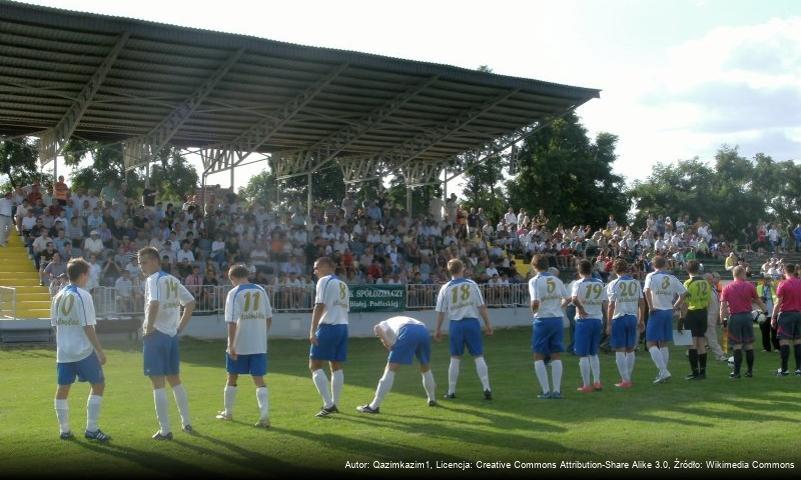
[529,272,569,319]
[435,278,485,321]
[606,275,643,318]
[376,316,425,347]
[51,285,96,363]
[571,277,608,319]
[144,271,194,336]
[315,275,349,325]
[225,283,273,355]
[644,270,687,310]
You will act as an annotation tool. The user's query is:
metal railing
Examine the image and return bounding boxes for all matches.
[88,283,532,318]
[0,286,16,319]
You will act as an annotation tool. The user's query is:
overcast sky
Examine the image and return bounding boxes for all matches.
[23,0,801,192]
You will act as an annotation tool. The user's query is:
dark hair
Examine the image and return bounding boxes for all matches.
[531,254,549,271]
[653,256,667,269]
[785,263,796,275]
[66,257,90,282]
[578,259,592,275]
[686,260,701,274]
[614,259,628,274]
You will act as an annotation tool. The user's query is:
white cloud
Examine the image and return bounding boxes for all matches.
[587,16,801,183]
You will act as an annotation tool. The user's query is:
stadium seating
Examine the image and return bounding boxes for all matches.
[0,233,51,319]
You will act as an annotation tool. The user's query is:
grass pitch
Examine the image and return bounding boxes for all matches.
[1,327,799,477]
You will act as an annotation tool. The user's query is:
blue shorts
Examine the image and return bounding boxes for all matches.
[388,324,431,365]
[646,309,674,343]
[57,351,104,385]
[574,318,602,356]
[226,353,268,376]
[310,324,348,362]
[610,315,638,350]
[449,318,483,356]
[143,330,180,376]
[532,317,564,355]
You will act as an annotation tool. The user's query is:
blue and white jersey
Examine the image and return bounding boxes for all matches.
[643,270,686,310]
[571,277,608,319]
[606,275,643,318]
[376,316,425,347]
[315,274,349,325]
[225,283,273,355]
[51,284,96,363]
[528,272,569,319]
[144,271,194,336]
[435,278,485,321]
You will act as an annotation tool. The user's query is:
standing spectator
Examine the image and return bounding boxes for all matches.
[54,175,70,206]
[0,190,14,247]
[114,270,134,312]
[184,265,203,299]
[793,224,801,253]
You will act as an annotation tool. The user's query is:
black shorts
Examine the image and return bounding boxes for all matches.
[685,309,708,338]
[777,312,801,340]
[728,312,755,346]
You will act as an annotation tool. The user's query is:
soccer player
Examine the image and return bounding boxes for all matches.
[138,246,196,440]
[720,266,766,378]
[643,256,687,384]
[529,254,570,399]
[680,260,712,380]
[309,256,350,417]
[771,263,801,376]
[606,259,645,388]
[216,264,273,427]
[357,315,437,413]
[570,259,607,392]
[51,258,110,442]
[434,259,494,400]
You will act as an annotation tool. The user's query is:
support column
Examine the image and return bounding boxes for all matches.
[53,157,58,184]
[200,172,207,214]
[144,163,150,188]
[406,187,412,216]
[230,166,235,192]
[443,168,448,200]
[307,172,313,220]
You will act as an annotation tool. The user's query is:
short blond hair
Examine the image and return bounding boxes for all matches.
[447,259,464,275]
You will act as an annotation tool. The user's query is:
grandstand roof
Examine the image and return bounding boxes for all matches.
[0,0,600,180]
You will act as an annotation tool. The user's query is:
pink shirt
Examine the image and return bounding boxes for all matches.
[720,279,758,314]
[777,277,801,312]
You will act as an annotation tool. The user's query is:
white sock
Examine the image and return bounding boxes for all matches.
[579,357,591,387]
[649,346,666,373]
[369,370,395,409]
[312,369,333,409]
[590,355,601,384]
[223,385,237,416]
[615,352,629,382]
[172,384,191,428]
[153,388,170,435]
[421,370,436,402]
[448,358,461,395]
[660,347,670,369]
[534,360,550,393]
[86,395,102,432]
[474,357,491,391]
[626,352,636,379]
[551,360,563,393]
[55,399,70,434]
[331,370,344,407]
[256,386,269,420]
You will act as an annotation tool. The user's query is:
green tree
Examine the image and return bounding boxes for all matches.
[239,169,276,209]
[63,140,198,202]
[0,139,44,189]
[506,113,628,228]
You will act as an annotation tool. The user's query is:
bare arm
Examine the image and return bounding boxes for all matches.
[771,296,783,328]
[638,299,646,331]
[145,300,159,335]
[83,325,106,365]
[572,296,588,318]
[310,303,325,344]
[530,300,540,314]
[719,299,729,325]
[478,304,493,335]
[227,322,237,358]
[177,300,195,334]
[435,312,445,341]
[644,288,653,311]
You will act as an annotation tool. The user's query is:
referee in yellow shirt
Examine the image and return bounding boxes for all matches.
[680,261,712,380]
